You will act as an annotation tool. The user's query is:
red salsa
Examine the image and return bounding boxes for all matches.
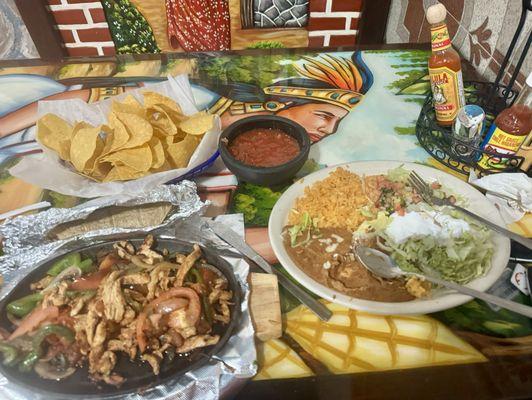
[228,128,300,167]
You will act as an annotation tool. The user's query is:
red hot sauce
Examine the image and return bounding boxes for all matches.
[228,128,300,167]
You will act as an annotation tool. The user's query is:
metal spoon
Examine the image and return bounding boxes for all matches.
[354,246,532,318]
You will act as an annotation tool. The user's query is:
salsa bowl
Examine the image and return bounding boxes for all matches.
[219,115,310,186]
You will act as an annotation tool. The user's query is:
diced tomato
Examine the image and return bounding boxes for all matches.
[69,268,112,290]
[200,268,217,287]
[9,306,59,340]
[98,253,121,271]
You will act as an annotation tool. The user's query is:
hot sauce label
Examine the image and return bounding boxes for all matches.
[477,125,527,169]
[431,24,451,51]
[429,66,465,122]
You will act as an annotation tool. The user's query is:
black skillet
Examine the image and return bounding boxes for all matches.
[0,237,242,398]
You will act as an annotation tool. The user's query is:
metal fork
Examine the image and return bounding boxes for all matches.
[486,190,530,213]
[408,171,532,250]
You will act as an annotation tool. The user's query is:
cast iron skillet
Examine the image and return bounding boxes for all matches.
[0,237,242,398]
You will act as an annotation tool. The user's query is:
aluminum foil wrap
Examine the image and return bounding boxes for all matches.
[0,182,256,400]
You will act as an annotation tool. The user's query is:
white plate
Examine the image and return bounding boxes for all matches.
[268,161,511,315]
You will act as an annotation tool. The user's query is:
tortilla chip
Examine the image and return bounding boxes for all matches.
[148,137,165,169]
[102,145,153,172]
[165,134,200,168]
[151,159,173,173]
[158,104,187,125]
[111,95,146,117]
[84,137,105,172]
[142,91,181,112]
[147,105,177,135]
[115,112,153,149]
[90,161,113,181]
[37,113,74,160]
[103,165,148,182]
[108,112,130,151]
[179,111,214,135]
[69,124,103,172]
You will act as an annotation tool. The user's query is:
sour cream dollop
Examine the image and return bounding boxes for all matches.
[385,211,470,244]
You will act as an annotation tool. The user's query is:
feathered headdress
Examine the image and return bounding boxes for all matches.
[263,53,373,110]
[208,53,373,115]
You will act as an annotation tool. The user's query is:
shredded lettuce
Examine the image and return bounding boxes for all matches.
[357,208,493,285]
[381,222,493,285]
[288,212,320,247]
[359,205,375,218]
[356,211,390,235]
[387,165,410,183]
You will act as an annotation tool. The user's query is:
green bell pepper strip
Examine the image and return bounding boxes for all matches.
[65,289,96,299]
[47,253,81,276]
[187,268,213,325]
[0,343,19,366]
[6,293,43,318]
[19,352,39,372]
[78,258,95,274]
[188,268,202,283]
[19,324,74,373]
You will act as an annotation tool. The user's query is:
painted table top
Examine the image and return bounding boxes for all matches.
[0,47,531,399]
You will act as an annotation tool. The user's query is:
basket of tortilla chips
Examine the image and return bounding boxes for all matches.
[10,75,220,198]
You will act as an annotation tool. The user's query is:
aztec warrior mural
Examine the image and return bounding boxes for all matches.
[0,50,531,379]
[42,0,361,56]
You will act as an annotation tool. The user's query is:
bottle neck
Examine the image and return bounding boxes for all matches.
[430,22,452,51]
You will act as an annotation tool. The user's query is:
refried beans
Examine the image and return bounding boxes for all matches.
[284,227,414,302]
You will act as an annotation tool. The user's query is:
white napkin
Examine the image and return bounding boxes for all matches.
[469,171,532,223]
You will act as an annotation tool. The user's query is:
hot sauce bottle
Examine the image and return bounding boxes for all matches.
[478,72,532,170]
[426,3,465,126]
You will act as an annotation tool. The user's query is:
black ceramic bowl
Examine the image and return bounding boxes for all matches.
[0,236,242,398]
[219,115,310,186]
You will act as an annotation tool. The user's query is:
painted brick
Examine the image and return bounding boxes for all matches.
[308,17,347,31]
[58,29,75,43]
[330,0,363,12]
[328,34,357,46]
[350,18,359,30]
[308,36,326,47]
[77,27,112,42]
[309,0,328,12]
[47,0,62,5]
[102,46,116,56]
[90,8,107,23]
[65,0,102,4]
[66,46,100,56]
[52,9,87,24]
